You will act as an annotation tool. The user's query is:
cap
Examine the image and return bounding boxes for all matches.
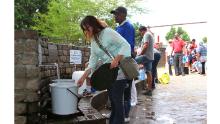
[110,6,127,15]
[139,26,147,31]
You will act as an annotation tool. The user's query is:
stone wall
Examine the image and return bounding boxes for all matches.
[15,30,90,124]
[15,30,40,124]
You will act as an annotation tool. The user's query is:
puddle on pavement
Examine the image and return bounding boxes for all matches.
[157,92,171,97]
[155,115,176,124]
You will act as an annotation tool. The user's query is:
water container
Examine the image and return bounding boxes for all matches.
[52,79,74,83]
[49,82,78,115]
[72,71,87,95]
[138,69,145,80]
[169,57,174,65]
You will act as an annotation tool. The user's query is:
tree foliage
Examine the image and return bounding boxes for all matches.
[15,0,49,30]
[165,27,176,41]
[202,37,207,43]
[132,22,143,46]
[31,0,146,43]
[165,26,190,42]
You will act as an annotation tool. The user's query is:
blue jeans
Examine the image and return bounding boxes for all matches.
[135,55,153,72]
[124,79,132,118]
[108,79,127,124]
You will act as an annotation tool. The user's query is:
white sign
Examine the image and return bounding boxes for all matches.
[70,50,82,64]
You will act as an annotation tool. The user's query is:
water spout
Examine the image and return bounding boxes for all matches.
[54,63,60,79]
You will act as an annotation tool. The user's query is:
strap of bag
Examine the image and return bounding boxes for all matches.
[95,38,114,60]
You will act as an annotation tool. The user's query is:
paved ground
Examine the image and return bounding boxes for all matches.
[101,69,207,124]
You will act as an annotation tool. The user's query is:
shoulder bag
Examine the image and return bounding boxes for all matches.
[95,39,139,80]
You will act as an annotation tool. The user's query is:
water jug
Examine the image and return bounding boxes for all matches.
[138,69,145,80]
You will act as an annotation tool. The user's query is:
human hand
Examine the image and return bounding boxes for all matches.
[77,77,85,87]
[110,58,119,69]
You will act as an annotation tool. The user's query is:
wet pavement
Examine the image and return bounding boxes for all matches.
[101,72,207,124]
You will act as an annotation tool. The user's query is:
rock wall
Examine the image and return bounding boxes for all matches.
[15,30,90,124]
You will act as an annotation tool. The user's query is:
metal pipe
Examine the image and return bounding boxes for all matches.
[148,21,207,28]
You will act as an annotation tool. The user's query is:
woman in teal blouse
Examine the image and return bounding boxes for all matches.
[77,15,131,124]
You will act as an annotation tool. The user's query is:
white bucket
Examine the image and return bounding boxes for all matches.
[52,79,74,83]
[72,71,87,95]
[50,82,78,115]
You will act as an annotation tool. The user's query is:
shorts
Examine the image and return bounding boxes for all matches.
[135,55,153,73]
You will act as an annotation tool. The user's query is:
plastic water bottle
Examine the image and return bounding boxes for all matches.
[139,69,145,80]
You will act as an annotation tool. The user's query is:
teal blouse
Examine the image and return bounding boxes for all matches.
[88,27,131,80]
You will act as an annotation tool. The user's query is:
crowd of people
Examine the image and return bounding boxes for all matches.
[166,35,207,77]
[76,6,207,124]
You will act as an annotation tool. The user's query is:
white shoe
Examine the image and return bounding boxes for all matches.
[102,113,111,119]
[125,117,130,122]
[131,102,137,106]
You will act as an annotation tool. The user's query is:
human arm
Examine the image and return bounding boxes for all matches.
[77,68,91,87]
[77,43,98,86]
[110,55,123,69]
[171,41,174,56]
[139,42,148,55]
[139,33,151,55]
[104,28,131,68]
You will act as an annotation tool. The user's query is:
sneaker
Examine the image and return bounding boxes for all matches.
[125,117,130,123]
[155,79,159,83]
[143,89,152,96]
[102,113,111,119]
[131,102,137,106]
[82,89,92,97]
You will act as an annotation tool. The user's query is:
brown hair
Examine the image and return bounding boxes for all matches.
[80,15,106,41]
[139,26,147,32]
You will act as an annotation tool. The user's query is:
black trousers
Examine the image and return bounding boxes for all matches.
[174,53,184,75]
[152,53,161,88]
[124,79,132,118]
[201,62,206,74]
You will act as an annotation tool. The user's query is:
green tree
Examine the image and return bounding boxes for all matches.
[177,27,185,35]
[165,26,190,42]
[15,0,49,30]
[32,0,146,44]
[181,32,190,42]
[165,26,176,41]
[133,22,142,46]
[202,37,207,43]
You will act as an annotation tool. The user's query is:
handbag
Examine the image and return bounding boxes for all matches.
[95,39,139,80]
[119,57,139,79]
[90,63,119,91]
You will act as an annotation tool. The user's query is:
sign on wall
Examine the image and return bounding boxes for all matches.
[70,50,82,64]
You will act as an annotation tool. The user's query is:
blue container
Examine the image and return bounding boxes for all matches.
[138,69,145,80]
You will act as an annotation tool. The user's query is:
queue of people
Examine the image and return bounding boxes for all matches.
[166,36,207,76]
[76,6,206,124]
